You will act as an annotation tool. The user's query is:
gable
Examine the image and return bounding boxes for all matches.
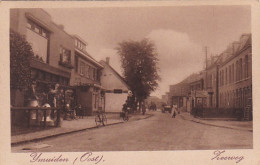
[100,62,129,91]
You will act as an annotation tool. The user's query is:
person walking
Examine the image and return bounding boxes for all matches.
[142,103,146,115]
[172,105,177,118]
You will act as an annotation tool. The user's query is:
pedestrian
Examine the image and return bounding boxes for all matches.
[142,103,146,115]
[172,105,177,118]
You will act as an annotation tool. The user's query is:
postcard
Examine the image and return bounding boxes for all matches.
[0,1,260,165]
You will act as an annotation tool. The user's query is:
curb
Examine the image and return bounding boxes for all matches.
[11,114,153,146]
[179,114,252,132]
[131,114,154,121]
[11,121,124,146]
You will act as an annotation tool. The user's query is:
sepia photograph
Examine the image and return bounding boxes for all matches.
[9,5,253,153]
[0,1,258,164]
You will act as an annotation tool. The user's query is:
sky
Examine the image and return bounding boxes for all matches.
[45,6,251,98]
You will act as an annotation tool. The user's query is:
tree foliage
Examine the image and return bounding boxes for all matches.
[10,30,34,90]
[117,38,160,103]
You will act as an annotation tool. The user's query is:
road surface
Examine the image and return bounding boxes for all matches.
[12,111,252,152]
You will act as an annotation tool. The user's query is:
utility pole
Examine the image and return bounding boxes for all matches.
[205,46,208,89]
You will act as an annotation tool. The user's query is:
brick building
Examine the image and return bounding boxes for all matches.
[168,33,252,120]
[218,34,252,112]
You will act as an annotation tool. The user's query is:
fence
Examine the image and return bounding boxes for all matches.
[191,107,244,120]
[11,107,62,128]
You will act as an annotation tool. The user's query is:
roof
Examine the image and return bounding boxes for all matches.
[75,49,103,68]
[218,33,251,67]
[73,35,88,45]
[99,60,130,89]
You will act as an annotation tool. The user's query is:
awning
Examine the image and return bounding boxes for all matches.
[30,58,71,78]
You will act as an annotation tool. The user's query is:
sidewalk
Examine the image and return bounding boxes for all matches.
[179,112,253,132]
[11,113,153,145]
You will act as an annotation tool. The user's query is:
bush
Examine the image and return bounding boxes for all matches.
[10,30,34,90]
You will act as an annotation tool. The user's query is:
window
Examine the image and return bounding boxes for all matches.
[232,64,234,83]
[34,26,40,33]
[219,71,221,86]
[239,58,243,80]
[229,65,231,84]
[85,65,89,78]
[245,55,249,78]
[93,68,97,80]
[89,67,93,80]
[225,68,228,85]
[80,62,85,75]
[222,70,224,86]
[26,20,49,63]
[236,61,239,81]
[60,47,71,64]
[75,39,86,51]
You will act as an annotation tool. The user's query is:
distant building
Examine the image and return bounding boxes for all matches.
[99,58,130,113]
[169,82,190,111]
[146,96,162,110]
[161,94,169,105]
[187,72,207,112]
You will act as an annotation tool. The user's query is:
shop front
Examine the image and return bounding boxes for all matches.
[74,83,105,116]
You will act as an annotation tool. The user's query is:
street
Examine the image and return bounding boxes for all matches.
[12,111,252,152]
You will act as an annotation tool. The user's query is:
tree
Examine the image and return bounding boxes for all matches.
[117,38,160,110]
[10,30,34,90]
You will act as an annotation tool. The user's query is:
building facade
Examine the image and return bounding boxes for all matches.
[99,58,130,113]
[218,34,252,111]
[169,82,190,111]
[70,36,105,115]
[10,9,74,107]
[168,33,252,120]
[10,8,106,116]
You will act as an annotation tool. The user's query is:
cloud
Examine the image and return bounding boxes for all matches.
[87,29,204,98]
[147,29,204,97]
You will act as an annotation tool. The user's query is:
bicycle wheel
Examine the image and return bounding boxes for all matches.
[95,115,101,127]
[123,112,129,121]
[102,114,107,126]
[125,114,129,121]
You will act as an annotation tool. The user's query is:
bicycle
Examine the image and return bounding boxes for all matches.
[120,108,129,121]
[95,110,107,127]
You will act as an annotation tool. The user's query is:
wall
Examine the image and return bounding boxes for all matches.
[10,9,74,75]
[105,93,128,112]
[100,61,129,112]
[218,45,252,109]
[100,62,128,91]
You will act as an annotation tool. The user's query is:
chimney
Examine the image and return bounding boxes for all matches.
[106,57,110,64]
